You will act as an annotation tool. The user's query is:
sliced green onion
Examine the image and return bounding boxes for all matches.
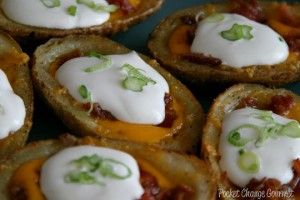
[281,121,300,138]
[122,64,156,92]
[220,23,253,41]
[238,151,260,174]
[64,154,132,186]
[84,52,112,73]
[76,0,118,13]
[279,37,284,42]
[123,77,147,92]
[228,124,258,147]
[78,85,91,100]
[204,13,225,23]
[40,0,61,8]
[67,5,77,16]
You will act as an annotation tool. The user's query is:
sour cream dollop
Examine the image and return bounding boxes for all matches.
[219,107,300,187]
[40,146,144,200]
[1,0,111,29]
[0,69,25,139]
[55,51,169,125]
[191,13,289,67]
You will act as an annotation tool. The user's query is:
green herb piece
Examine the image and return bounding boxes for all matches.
[84,52,112,73]
[279,37,284,42]
[228,110,300,147]
[40,0,61,8]
[281,121,300,138]
[228,124,258,147]
[78,85,91,100]
[238,151,260,174]
[76,0,118,13]
[204,13,225,23]
[239,149,245,155]
[78,85,93,114]
[67,5,77,16]
[220,23,253,41]
[64,154,132,186]
[121,64,156,92]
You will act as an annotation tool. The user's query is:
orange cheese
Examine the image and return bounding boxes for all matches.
[96,99,184,143]
[110,0,141,20]
[287,102,300,122]
[168,25,194,55]
[9,159,46,200]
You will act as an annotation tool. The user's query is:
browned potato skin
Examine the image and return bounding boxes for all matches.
[0,0,163,40]
[0,134,217,200]
[148,2,300,85]
[0,31,33,159]
[202,84,299,200]
[32,35,204,153]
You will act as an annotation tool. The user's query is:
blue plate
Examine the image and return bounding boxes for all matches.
[28,0,300,141]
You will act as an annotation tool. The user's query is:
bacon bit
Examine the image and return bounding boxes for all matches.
[9,186,27,200]
[108,0,134,14]
[276,4,300,27]
[180,53,222,66]
[229,0,265,22]
[82,103,116,120]
[239,97,259,109]
[180,15,197,25]
[158,94,177,128]
[160,185,194,200]
[269,95,295,116]
[140,170,161,200]
[286,36,300,52]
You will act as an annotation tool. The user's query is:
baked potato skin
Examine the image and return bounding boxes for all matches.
[32,35,204,153]
[148,2,300,85]
[0,31,33,159]
[202,84,299,200]
[0,0,163,40]
[0,134,216,200]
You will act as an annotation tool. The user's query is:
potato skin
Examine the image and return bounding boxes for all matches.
[0,31,33,159]
[148,2,300,85]
[202,84,299,200]
[32,35,204,153]
[0,134,216,200]
[0,0,163,40]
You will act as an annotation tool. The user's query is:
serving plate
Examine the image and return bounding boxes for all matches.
[28,0,300,142]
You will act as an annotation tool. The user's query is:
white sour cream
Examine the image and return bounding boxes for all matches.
[1,0,111,29]
[191,13,289,67]
[219,107,300,187]
[56,51,169,125]
[0,69,25,139]
[40,146,144,200]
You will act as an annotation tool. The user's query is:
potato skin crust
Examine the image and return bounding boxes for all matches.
[32,35,204,153]
[0,134,216,200]
[0,31,33,159]
[202,83,299,200]
[0,0,163,40]
[148,2,300,85]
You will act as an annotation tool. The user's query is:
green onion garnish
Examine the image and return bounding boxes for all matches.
[281,121,300,138]
[121,63,156,92]
[228,124,258,147]
[67,5,77,16]
[227,110,300,147]
[279,37,284,42]
[220,23,253,41]
[238,151,260,174]
[78,85,93,114]
[84,52,112,73]
[76,0,118,13]
[204,13,225,23]
[40,0,61,8]
[64,154,132,185]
